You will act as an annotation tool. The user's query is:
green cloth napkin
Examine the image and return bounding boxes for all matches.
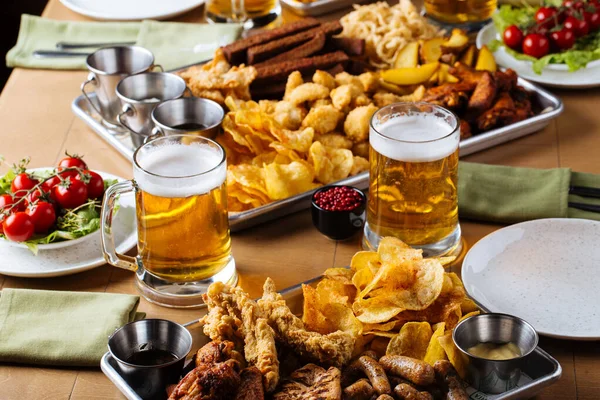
[459,162,600,224]
[0,289,144,367]
[6,15,242,70]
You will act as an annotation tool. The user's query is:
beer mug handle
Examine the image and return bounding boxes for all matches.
[152,64,164,72]
[101,180,138,272]
[80,72,103,117]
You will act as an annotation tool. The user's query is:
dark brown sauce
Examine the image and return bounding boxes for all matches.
[125,349,178,366]
[172,122,208,131]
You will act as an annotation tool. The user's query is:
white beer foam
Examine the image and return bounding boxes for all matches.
[370,114,459,162]
[134,143,226,197]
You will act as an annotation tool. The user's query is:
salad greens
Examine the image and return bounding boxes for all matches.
[0,167,117,254]
[492,4,600,74]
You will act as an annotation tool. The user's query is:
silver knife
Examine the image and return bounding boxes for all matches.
[33,50,90,58]
[56,41,136,50]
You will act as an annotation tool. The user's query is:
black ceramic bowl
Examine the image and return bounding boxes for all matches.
[311,185,366,241]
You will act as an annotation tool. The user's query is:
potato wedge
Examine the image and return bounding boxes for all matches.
[475,45,497,72]
[437,64,459,84]
[442,29,469,54]
[459,44,476,67]
[382,62,440,86]
[394,42,420,68]
[419,38,446,64]
[378,80,416,95]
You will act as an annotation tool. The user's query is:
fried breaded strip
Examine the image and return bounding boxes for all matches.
[258,278,355,368]
[202,282,280,392]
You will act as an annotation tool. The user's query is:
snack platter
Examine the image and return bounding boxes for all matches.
[71,79,563,232]
[280,0,370,17]
[100,275,562,400]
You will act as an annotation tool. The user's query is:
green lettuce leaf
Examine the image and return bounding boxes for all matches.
[492,4,535,33]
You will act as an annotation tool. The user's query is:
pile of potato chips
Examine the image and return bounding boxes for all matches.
[219,96,370,212]
[302,237,479,377]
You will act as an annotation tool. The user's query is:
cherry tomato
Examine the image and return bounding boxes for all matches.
[522,34,551,58]
[535,7,559,29]
[54,177,88,209]
[57,154,88,178]
[41,175,61,204]
[3,212,35,242]
[75,170,104,200]
[26,201,56,234]
[564,15,590,37]
[503,25,524,50]
[550,29,576,50]
[11,173,39,197]
[0,195,16,233]
[563,0,574,6]
[584,11,600,31]
[25,188,46,207]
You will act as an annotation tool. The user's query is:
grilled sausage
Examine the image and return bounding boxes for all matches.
[433,360,468,400]
[375,395,395,400]
[379,356,435,386]
[358,356,391,395]
[394,383,434,400]
[343,379,375,400]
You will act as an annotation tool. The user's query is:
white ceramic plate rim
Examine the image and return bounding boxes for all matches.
[0,171,137,278]
[476,22,600,88]
[0,168,108,251]
[462,218,600,340]
[59,0,205,21]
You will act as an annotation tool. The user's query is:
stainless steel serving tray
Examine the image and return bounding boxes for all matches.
[101,275,562,400]
[72,78,563,232]
[281,0,369,16]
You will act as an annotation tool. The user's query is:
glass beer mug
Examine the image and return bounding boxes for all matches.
[101,135,237,308]
[205,0,281,28]
[424,0,497,27]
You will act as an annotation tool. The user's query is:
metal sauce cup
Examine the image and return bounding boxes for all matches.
[453,313,539,394]
[116,72,189,149]
[108,319,192,400]
[151,97,225,139]
[81,46,158,127]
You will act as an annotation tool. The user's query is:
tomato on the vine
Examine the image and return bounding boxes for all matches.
[25,189,46,207]
[503,25,524,50]
[11,173,39,197]
[75,170,104,199]
[584,11,600,31]
[57,154,88,178]
[522,33,550,58]
[3,212,35,242]
[0,194,15,212]
[535,7,559,29]
[26,201,56,233]
[54,177,88,209]
[550,29,576,50]
[564,15,590,37]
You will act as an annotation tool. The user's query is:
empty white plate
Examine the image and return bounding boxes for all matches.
[0,172,137,278]
[462,218,600,340]
[60,0,205,21]
[476,23,600,89]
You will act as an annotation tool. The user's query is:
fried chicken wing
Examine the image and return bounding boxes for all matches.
[202,282,280,392]
[168,360,241,400]
[475,92,517,131]
[258,278,355,368]
[421,82,475,111]
[273,364,342,400]
[235,367,265,400]
[467,71,496,117]
[495,69,518,92]
[195,340,244,368]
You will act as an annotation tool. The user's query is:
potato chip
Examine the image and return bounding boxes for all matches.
[424,322,447,365]
[350,251,381,273]
[362,320,398,333]
[352,266,374,292]
[350,156,370,176]
[309,141,354,184]
[269,142,303,162]
[438,332,468,378]
[316,279,356,307]
[264,161,316,200]
[386,322,432,359]
[378,237,422,265]
[322,303,363,336]
[458,311,480,323]
[302,283,362,336]
[353,297,404,324]
[323,268,354,284]
[370,336,391,357]
[460,298,480,314]
[302,284,329,334]
[364,331,397,338]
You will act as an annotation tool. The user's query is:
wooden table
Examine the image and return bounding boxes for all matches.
[1,0,599,398]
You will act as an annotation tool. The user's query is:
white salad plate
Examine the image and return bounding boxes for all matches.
[477,22,600,89]
[0,171,137,278]
[462,218,600,340]
[60,0,205,21]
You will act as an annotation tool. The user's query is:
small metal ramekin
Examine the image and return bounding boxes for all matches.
[453,313,539,394]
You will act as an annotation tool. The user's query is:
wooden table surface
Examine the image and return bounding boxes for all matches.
[1,0,599,398]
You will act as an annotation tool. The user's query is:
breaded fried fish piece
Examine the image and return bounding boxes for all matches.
[258,278,355,368]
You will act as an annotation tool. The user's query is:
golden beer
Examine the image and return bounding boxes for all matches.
[363,103,461,256]
[206,0,280,27]
[136,184,230,282]
[133,138,231,283]
[424,0,497,25]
